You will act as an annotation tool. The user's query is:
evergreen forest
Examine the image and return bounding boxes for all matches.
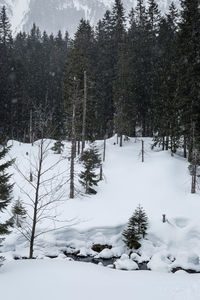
[0,0,199,162]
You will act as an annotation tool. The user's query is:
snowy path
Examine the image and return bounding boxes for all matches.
[1,260,200,300]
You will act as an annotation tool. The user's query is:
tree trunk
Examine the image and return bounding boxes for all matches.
[191,163,197,194]
[86,181,89,194]
[120,135,123,147]
[29,140,43,259]
[100,165,103,181]
[30,110,33,145]
[162,136,165,151]
[183,136,187,158]
[166,136,169,151]
[103,136,106,162]
[70,102,76,199]
[82,71,87,154]
[142,140,144,163]
[77,140,80,156]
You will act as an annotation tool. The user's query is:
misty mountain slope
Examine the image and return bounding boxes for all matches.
[0,0,180,36]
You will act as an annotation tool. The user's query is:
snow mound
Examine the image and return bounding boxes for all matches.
[114,254,139,271]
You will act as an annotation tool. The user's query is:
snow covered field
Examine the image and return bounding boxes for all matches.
[1,259,200,300]
[2,136,200,273]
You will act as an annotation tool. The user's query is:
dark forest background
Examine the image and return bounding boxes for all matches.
[0,0,199,160]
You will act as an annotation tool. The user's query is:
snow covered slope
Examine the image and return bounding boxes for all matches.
[2,136,200,273]
[0,0,180,36]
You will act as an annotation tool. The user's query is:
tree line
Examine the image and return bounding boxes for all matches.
[0,0,200,158]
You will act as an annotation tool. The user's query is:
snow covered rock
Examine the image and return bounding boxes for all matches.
[114,254,139,271]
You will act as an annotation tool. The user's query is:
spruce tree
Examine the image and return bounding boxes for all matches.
[0,144,14,264]
[64,19,96,142]
[123,205,148,249]
[152,3,180,152]
[176,0,200,160]
[94,12,115,138]
[0,6,13,137]
[79,145,101,194]
[0,6,12,45]
[12,199,27,228]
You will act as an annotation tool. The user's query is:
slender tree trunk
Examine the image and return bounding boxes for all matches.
[86,181,89,194]
[30,109,33,145]
[162,136,165,151]
[100,165,103,181]
[166,136,169,151]
[103,136,106,162]
[120,134,123,147]
[82,71,87,154]
[29,140,43,259]
[142,140,144,163]
[70,102,76,199]
[183,136,187,158]
[191,160,197,194]
[78,140,80,156]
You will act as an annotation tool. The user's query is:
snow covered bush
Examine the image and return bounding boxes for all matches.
[123,205,148,250]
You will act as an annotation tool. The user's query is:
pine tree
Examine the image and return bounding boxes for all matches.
[123,205,148,249]
[0,144,14,264]
[176,0,200,160]
[94,11,115,138]
[152,3,180,152]
[0,6,13,137]
[0,6,12,45]
[79,145,101,194]
[131,0,153,136]
[64,19,96,142]
[114,34,137,144]
[12,199,27,228]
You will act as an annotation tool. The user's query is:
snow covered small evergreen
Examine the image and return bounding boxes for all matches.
[79,145,101,194]
[123,205,148,249]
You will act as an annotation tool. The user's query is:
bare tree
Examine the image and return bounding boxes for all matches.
[14,137,70,259]
[69,77,80,199]
[13,111,74,258]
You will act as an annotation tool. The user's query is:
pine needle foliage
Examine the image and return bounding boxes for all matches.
[0,144,14,264]
[123,205,148,249]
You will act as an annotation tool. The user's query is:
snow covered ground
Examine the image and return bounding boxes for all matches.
[2,136,200,273]
[1,259,200,300]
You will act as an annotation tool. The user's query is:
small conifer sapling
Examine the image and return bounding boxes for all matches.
[123,205,148,250]
[79,145,101,194]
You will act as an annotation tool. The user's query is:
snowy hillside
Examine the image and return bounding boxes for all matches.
[2,136,200,273]
[0,0,180,36]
